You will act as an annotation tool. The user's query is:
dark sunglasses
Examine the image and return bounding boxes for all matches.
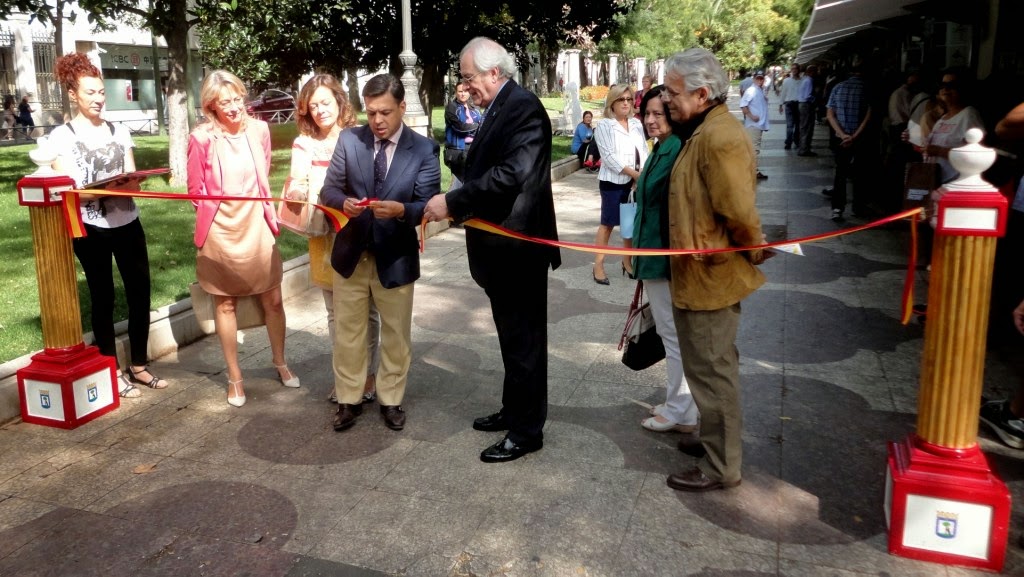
[939,81,959,89]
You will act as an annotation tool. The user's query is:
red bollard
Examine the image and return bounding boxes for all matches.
[886,128,1011,571]
[15,139,118,429]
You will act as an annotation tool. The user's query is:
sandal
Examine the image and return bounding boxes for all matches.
[117,373,142,398]
[274,364,301,388]
[127,365,169,389]
[227,378,246,407]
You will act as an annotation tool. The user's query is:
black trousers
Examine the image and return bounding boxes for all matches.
[72,218,152,366]
[481,249,550,445]
[575,141,601,164]
[798,102,815,154]
[830,141,869,213]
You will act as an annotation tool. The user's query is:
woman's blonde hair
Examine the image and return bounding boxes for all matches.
[199,70,248,132]
[603,84,634,119]
[296,74,356,137]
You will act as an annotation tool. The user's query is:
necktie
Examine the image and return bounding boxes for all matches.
[374,140,389,197]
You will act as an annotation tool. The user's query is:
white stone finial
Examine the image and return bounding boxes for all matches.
[28,136,58,176]
[946,127,995,191]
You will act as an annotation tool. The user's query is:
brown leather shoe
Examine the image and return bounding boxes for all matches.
[380,405,406,430]
[666,467,740,492]
[333,403,362,431]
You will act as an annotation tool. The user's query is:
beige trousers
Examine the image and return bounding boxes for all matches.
[332,252,413,406]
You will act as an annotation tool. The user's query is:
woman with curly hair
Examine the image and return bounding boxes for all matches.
[49,52,168,398]
[188,70,299,407]
[284,74,379,404]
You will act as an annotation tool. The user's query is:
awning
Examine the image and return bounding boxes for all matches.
[796,0,920,63]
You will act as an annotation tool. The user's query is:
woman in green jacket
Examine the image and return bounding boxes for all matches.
[632,86,700,433]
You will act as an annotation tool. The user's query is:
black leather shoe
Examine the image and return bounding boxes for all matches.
[333,403,362,431]
[472,412,509,432]
[380,405,406,430]
[666,467,740,492]
[480,436,542,463]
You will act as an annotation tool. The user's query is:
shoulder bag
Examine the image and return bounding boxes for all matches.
[618,280,665,370]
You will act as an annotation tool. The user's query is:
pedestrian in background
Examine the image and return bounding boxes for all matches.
[593,83,647,284]
[740,71,770,180]
[443,81,481,190]
[779,64,801,150]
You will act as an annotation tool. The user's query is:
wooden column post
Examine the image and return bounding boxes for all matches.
[885,129,1011,571]
[16,138,119,429]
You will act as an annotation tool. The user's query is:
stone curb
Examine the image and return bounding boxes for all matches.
[0,157,580,424]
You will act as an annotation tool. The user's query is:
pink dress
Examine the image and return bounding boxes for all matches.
[196,132,282,296]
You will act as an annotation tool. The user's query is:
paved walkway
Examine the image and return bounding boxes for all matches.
[1,97,1022,577]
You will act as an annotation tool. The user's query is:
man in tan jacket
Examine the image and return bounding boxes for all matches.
[660,47,772,492]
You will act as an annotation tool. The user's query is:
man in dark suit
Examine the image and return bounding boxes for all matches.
[424,37,561,463]
[321,74,440,432]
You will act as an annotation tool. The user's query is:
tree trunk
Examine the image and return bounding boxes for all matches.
[55,2,71,121]
[420,60,445,137]
[537,42,549,95]
[345,66,361,113]
[162,0,191,187]
[542,42,558,95]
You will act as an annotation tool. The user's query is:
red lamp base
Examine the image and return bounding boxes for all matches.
[16,343,119,429]
[886,435,1010,572]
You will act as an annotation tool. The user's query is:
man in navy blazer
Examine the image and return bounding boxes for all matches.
[425,38,560,462]
[321,74,440,432]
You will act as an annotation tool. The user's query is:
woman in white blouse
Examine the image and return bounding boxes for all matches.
[592,84,648,284]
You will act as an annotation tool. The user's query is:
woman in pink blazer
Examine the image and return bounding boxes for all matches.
[187,70,299,407]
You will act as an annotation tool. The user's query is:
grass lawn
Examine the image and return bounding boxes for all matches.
[0,109,572,364]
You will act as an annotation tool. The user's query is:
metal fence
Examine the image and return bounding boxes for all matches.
[32,42,60,109]
[1,28,14,99]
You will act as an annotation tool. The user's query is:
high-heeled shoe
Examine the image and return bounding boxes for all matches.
[621,263,634,278]
[592,266,610,286]
[227,378,246,407]
[275,364,300,388]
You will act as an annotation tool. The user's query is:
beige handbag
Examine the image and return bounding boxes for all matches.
[276,177,329,237]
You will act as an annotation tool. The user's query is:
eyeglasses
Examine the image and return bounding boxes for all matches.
[216,96,244,110]
[939,82,959,89]
[460,70,484,83]
[613,95,632,104]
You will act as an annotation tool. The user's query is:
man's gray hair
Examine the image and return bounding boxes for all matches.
[664,48,729,105]
[461,37,518,79]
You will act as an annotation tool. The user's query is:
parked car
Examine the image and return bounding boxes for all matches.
[246,89,295,121]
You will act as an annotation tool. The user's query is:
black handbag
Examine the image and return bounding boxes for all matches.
[618,281,666,371]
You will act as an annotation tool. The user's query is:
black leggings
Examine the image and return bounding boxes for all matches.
[575,141,601,164]
[72,218,152,366]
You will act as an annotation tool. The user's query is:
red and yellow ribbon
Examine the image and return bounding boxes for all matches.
[62,187,924,325]
[460,208,924,325]
[62,188,350,239]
